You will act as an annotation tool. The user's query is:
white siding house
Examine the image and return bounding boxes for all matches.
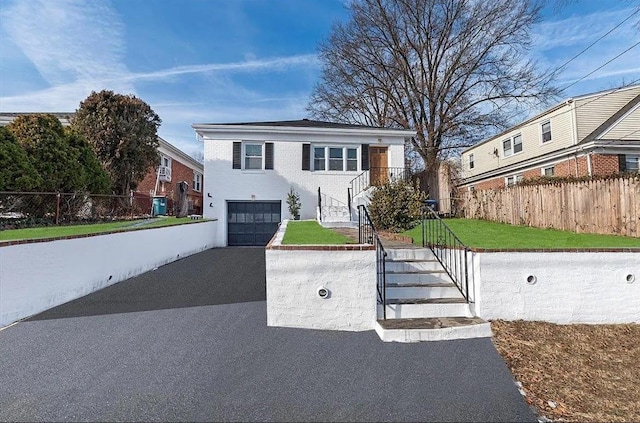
[193,119,413,247]
[460,85,640,190]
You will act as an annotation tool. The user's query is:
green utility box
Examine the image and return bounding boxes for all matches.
[152,196,167,216]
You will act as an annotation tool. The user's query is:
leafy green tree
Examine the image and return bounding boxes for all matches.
[368,179,426,232]
[66,129,111,194]
[72,90,161,195]
[0,127,41,191]
[9,114,84,192]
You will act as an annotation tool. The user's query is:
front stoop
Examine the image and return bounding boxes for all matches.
[375,317,492,343]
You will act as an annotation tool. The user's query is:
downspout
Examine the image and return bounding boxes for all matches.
[587,151,593,176]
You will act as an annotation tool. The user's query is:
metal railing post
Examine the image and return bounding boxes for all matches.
[55,192,61,225]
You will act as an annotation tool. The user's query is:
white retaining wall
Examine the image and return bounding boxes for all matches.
[0,221,216,327]
[473,251,640,324]
[266,222,377,331]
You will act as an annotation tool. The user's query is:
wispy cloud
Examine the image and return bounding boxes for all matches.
[533,7,638,51]
[128,55,319,82]
[0,0,319,112]
[1,0,130,88]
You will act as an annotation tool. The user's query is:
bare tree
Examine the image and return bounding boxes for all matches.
[308,0,559,185]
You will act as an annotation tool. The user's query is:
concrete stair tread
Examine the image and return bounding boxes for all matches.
[386,269,446,274]
[387,297,467,305]
[386,258,438,263]
[377,317,487,330]
[386,282,454,288]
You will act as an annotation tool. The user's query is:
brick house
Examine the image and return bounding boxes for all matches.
[459,84,640,191]
[135,137,204,215]
[0,112,203,214]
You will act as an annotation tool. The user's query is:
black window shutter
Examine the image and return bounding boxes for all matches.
[361,144,370,170]
[618,154,626,172]
[265,142,274,170]
[302,144,311,171]
[232,142,241,169]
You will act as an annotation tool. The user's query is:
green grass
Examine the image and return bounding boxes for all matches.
[0,217,204,242]
[402,218,640,249]
[282,220,355,245]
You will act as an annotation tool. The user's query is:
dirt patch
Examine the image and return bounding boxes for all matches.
[491,320,640,422]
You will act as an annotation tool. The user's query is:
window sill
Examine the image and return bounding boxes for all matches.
[312,171,360,175]
[503,151,524,159]
[241,170,266,174]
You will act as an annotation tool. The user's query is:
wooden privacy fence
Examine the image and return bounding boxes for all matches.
[462,176,640,237]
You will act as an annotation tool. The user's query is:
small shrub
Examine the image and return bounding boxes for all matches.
[368,179,426,232]
[286,187,301,219]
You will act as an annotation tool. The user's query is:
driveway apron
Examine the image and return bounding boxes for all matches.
[0,248,536,422]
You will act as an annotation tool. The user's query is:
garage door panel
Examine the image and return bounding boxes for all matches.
[227,201,281,246]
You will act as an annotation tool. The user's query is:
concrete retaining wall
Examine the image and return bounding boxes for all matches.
[473,251,640,324]
[266,221,377,331]
[0,221,216,327]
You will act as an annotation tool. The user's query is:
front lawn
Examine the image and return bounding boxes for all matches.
[282,220,354,245]
[402,218,640,249]
[0,217,203,242]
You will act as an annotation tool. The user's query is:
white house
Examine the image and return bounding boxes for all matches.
[192,119,414,247]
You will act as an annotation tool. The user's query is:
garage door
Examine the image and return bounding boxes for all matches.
[227,201,281,246]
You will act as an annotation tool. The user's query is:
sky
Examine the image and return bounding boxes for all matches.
[1,0,639,159]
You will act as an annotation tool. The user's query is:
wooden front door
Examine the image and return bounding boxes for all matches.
[370,147,388,186]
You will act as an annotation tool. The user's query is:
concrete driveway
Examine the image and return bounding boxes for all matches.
[0,248,536,422]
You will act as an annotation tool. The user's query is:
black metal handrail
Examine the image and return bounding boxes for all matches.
[421,205,471,302]
[317,187,322,222]
[358,204,387,320]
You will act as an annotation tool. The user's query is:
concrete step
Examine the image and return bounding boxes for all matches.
[386,283,461,299]
[375,317,492,342]
[381,300,472,319]
[385,248,435,261]
[320,221,357,228]
[386,270,452,285]
[385,259,442,272]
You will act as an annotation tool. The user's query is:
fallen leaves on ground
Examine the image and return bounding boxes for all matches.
[491,320,640,422]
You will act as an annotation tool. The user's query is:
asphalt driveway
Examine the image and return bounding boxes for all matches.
[0,248,536,422]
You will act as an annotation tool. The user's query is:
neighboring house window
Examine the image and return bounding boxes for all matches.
[193,171,202,192]
[541,121,552,143]
[469,153,475,169]
[625,155,639,172]
[542,166,555,177]
[502,134,523,157]
[161,155,171,168]
[513,134,523,154]
[313,146,358,171]
[505,174,523,186]
[502,139,511,157]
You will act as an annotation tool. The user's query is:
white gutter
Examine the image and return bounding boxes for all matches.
[192,123,415,139]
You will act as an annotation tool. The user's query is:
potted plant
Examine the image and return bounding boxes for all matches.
[286,187,301,220]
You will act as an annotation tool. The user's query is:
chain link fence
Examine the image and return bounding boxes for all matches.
[0,192,172,230]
